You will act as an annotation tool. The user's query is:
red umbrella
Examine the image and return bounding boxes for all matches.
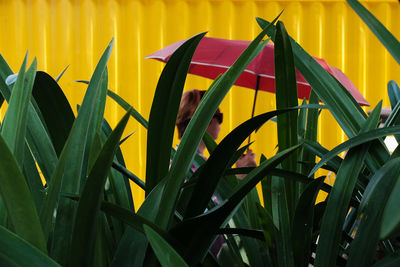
[145,36,369,107]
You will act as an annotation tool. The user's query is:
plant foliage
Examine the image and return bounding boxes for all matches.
[0,1,400,266]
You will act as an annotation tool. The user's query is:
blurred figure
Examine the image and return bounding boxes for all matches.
[176,89,256,167]
[176,89,258,258]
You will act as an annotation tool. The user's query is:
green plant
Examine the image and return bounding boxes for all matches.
[254,0,400,266]
[1,0,400,266]
[0,12,293,267]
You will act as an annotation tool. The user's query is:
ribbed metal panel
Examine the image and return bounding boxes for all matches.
[0,0,398,205]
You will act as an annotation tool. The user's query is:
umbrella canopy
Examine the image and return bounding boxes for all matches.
[145,36,369,106]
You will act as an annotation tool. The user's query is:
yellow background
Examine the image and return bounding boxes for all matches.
[0,0,399,206]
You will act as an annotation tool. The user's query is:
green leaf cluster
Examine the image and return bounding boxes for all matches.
[1,1,400,266]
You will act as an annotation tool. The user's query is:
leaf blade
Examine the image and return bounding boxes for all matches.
[146,32,206,196]
[144,225,189,267]
[0,134,47,252]
[158,14,281,230]
[315,101,381,267]
[171,144,301,265]
[347,0,400,65]
[67,109,130,267]
[347,158,400,266]
[309,127,400,176]
[2,55,36,164]
[49,39,114,264]
[0,226,59,267]
[32,71,75,156]
[184,109,295,219]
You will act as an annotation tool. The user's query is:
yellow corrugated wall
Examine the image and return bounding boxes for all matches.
[0,0,398,206]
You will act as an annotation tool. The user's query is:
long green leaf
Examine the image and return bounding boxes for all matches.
[112,161,145,190]
[388,80,400,110]
[274,23,299,264]
[39,120,77,240]
[55,65,69,82]
[314,145,370,267]
[297,98,307,194]
[0,55,47,251]
[144,225,189,267]
[92,68,109,138]
[380,175,400,239]
[347,158,400,266]
[211,167,269,266]
[32,71,75,156]
[92,214,112,267]
[181,154,267,266]
[202,131,217,154]
[2,72,49,212]
[384,83,400,143]
[314,101,381,267]
[0,134,47,252]
[257,205,277,265]
[158,13,281,230]
[383,98,400,128]
[107,89,148,129]
[256,203,277,248]
[301,90,320,176]
[257,17,365,138]
[226,167,313,185]
[101,202,167,238]
[68,109,130,267]
[22,144,45,211]
[62,38,113,190]
[216,228,265,241]
[292,177,324,267]
[244,186,262,229]
[271,173,294,267]
[303,140,342,172]
[0,55,12,78]
[104,170,127,244]
[260,154,274,222]
[146,32,206,196]
[2,55,36,165]
[231,191,269,266]
[76,80,149,129]
[184,109,294,219]
[101,200,178,266]
[110,178,168,267]
[0,226,60,267]
[101,119,134,210]
[208,162,270,266]
[275,20,299,207]
[257,17,389,173]
[298,99,307,139]
[275,21,299,161]
[24,110,58,182]
[0,57,58,185]
[49,39,114,264]
[346,0,400,65]
[170,144,300,265]
[309,125,400,176]
[0,54,13,105]
[0,71,59,183]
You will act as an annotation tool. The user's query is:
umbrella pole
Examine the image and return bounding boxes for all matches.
[247,75,260,144]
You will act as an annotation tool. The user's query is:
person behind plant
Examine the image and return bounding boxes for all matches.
[176,89,257,169]
[176,89,257,258]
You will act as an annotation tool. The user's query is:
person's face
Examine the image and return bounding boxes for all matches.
[207,117,221,140]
